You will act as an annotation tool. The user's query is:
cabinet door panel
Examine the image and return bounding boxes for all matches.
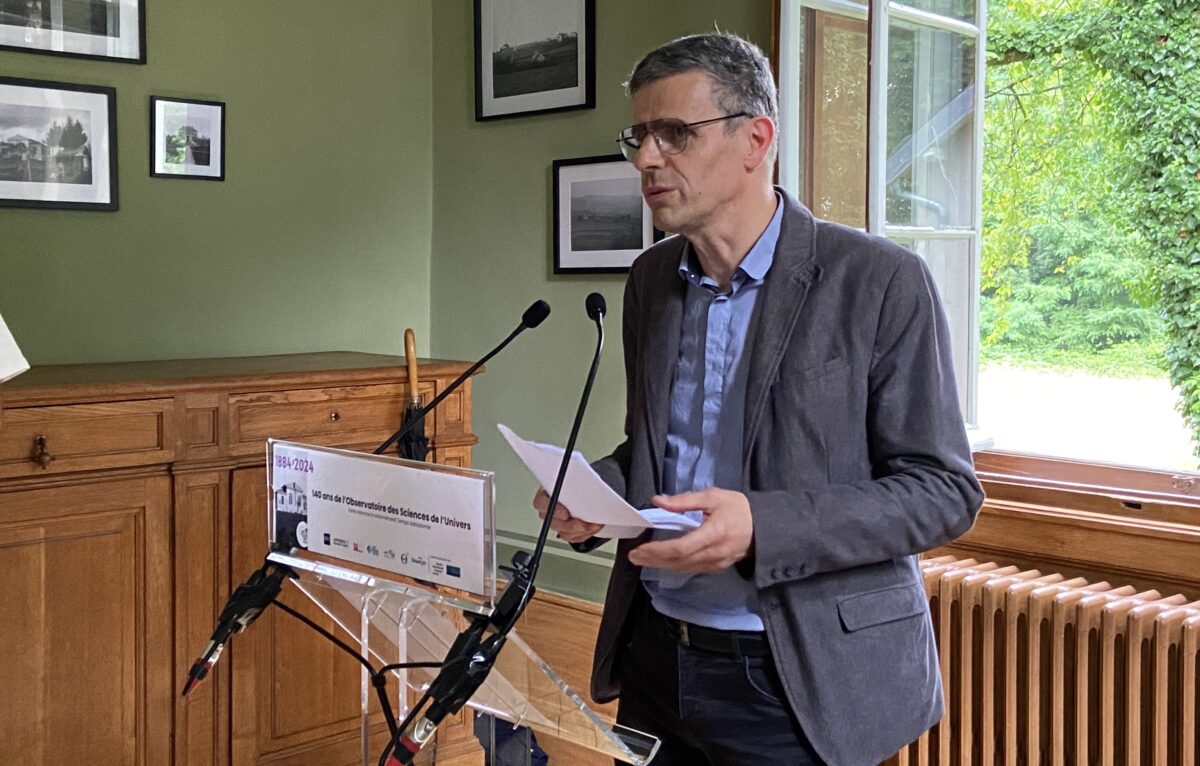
[230,467,372,766]
[175,471,232,766]
[0,477,171,766]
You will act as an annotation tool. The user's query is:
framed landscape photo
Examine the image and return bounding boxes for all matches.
[150,96,224,181]
[474,0,594,121]
[553,154,654,274]
[0,0,145,63]
[0,77,117,211]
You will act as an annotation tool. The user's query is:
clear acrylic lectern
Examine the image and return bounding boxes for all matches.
[265,441,659,766]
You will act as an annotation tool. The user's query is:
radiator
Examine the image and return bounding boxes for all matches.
[887,556,1200,765]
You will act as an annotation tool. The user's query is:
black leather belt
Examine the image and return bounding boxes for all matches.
[658,611,769,657]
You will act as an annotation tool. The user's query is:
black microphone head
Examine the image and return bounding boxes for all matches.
[585,292,606,321]
[522,300,551,328]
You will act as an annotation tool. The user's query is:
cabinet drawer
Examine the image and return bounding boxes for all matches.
[228,383,431,455]
[0,399,174,479]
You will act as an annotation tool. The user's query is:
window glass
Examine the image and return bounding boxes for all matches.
[885,22,976,228]
[892,237,974,416]
[894,0,976,24]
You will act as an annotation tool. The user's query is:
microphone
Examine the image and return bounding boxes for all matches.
[380,295,605,765]
[373,300,550,456]
[182,559,295,696]
[585,292,606,321]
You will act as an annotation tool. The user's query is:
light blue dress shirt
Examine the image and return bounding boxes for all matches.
[641,194,783,631]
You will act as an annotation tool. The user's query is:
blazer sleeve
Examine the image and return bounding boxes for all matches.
[747,252,984,586]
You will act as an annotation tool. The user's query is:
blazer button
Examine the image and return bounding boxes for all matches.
[771,568,783,581]
[784,566,799,578]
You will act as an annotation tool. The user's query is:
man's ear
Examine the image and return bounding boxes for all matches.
[743,115,776,171]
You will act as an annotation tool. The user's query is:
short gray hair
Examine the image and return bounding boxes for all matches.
[626,32,779,134]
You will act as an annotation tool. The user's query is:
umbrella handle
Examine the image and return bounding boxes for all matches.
[404,328,420,405]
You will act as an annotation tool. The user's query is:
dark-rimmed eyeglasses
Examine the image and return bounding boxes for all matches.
[615,112,749,161]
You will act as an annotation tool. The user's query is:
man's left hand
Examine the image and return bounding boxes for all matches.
[627,488,753,573]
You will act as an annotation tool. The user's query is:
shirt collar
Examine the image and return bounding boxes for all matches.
[677,192,784,293]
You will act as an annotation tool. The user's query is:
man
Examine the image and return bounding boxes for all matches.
[534,32,983,766]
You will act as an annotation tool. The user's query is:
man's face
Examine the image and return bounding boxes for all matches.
[630,71,746,237]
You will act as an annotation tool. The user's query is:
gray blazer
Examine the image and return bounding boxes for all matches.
[588,192,984,766]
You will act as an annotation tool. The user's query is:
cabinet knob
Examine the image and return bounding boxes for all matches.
[330,411,341,422]
[31,435,56,469]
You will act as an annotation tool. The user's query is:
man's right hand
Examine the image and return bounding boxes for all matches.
[533,488,602,544]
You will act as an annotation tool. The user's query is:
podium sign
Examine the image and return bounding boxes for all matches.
[267,440,495,600]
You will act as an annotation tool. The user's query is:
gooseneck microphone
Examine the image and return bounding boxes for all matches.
[182,558,295,696]
[373,299,550,456]
[379,293,606,766]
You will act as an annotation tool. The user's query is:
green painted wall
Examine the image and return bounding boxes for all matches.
[0,1,433,364]
[430,1,773,600]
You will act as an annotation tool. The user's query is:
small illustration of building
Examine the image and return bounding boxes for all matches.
[273,482,307,514]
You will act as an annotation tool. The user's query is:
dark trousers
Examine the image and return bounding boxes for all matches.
[615,599,826,766]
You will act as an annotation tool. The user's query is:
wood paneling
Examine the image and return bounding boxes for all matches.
[175,471,232,766]
[0,476,172,766]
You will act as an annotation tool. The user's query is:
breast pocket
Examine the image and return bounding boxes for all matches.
[776,356,851,387]
[836,582,927,633]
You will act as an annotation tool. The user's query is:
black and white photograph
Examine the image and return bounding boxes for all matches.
[150,97,225,181]
[474,0,594,121]
[0,77,117,210]
[0,0,145,62]
[553,154,654,274]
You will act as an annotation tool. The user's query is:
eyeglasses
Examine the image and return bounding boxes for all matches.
[615,112,749,161]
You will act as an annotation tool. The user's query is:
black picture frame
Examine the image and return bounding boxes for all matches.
[474,0,595,121]
[0,0,146,63]
[553,154,656,275]
[150,96,225,181]
[0,76,118,211]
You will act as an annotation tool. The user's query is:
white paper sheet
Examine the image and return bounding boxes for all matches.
[497,424,701,539]
[0,312,28,384]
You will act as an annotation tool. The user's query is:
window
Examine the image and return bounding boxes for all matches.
[776,0,1200,492]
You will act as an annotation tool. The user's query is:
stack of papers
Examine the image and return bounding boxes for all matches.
[498,424,702,539]
[0,312,28,384]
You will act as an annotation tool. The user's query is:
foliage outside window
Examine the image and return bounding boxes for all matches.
[983,0,1200,467]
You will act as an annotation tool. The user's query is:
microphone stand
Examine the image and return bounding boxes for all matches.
[183,300,556,756]
[378,296,606,766]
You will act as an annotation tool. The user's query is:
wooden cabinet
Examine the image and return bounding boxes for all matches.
[0,352,480,766]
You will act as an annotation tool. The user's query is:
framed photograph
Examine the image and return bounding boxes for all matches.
[0,77,117,211]
[553,154,655,275]
[474,0,594,121]
[150,96,225,181]
[0,0,145,63]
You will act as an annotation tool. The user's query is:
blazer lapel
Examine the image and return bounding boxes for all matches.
[641,245,685,491]
[743,197,821,460]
